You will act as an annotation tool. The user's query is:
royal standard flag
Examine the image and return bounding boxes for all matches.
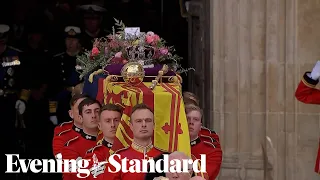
[103,80,191,157]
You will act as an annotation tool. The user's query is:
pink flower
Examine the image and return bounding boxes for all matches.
[146,34,161,45]
[122,59,128,64]
[91,47,100,56]
[104,47,109,56]
[115,52,122,58]
[159,48,168,55]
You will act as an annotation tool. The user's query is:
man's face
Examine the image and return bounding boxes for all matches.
[28,33,43,45]
[65,37,79,51]
[84,17,101,33]
[79,103,100,129]
[69,98,86,125]
[165,154,193,180]
[130,109,154,139]
[99,110,121,140]
[0,37,8,47]
[187,110,202,140]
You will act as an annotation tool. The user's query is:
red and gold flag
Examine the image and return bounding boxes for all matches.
[103,80,191,157]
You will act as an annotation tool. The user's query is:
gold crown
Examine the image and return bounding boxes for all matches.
[126,45,155,64]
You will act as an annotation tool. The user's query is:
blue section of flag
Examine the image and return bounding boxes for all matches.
[83,73,107,99]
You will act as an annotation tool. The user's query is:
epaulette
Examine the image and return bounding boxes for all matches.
[203,141,216,148]
[201,126,216,134]
[58,129,71,136]
[64,136,79,147]
[86,144,103,154]
[200,134,217,143]
[53,52,65,57]
[59,121,73,127]
[114,146,130,154]
[7,46,23,52]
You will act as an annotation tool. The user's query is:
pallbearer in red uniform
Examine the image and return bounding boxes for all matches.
[295,61,320,175]
[84,104,122,180]
[62,98,102,180]
[52,94,89,157]
[186,104,223,180]
[183,91,221,148]
[106,103,163,180]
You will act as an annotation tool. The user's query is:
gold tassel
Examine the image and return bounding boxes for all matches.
[49,101,58,114]
[88,69,104,83]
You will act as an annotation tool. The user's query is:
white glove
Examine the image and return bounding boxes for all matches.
[50,116,58,125]
[15,100,26,114]
[310,61,320,80]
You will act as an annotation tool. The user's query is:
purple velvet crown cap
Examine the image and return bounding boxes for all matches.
[104,64,176,76]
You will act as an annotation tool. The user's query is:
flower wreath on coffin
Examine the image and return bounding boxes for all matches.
[76,19,191,86]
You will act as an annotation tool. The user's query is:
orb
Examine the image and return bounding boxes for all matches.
[121,62,145,86]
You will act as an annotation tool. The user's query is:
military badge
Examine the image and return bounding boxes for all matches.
[68,29,76,36]
[7,67,14,76]
[8,78,15,87]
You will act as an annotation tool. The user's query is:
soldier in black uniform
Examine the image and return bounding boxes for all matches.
[15,23,53,162]
[49,25,83,125]
[79,3,109,50]
[0,24,23,154]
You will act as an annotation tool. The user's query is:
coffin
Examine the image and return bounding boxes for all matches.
[82,68,190,157]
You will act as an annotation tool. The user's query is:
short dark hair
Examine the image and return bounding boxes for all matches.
[130,103,153,118]
[100,104,123,115]
[69,94,90,108]
[78,98,102,115]
[183,91,199,106]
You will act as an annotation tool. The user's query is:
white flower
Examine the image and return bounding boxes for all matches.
[116,34,122,39]
[147,31,154,36]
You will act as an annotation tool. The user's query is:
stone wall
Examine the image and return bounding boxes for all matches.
[208,0,320,179]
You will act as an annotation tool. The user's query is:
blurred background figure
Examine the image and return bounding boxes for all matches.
[79,1,108,50]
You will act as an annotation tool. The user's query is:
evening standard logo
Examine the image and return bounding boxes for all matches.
[5,153,207,178]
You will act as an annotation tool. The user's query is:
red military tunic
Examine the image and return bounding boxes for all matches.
[54,121,73,136]
[83,139,113,180]
[295,72,320,174]
[199,126,221,148]
[62,131,98,180]
[52,125,82,157]
[191,137,223,180]
[106,143,163,180]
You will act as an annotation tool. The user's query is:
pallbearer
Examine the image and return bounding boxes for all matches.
[106,103,163,180]
[295,61,320,175]
[84,104,122,180]
[186,104,222,180]
[52,94,88,157]
[62,98,101,180]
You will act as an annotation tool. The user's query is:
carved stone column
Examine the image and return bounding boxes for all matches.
[210,0,320,180]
